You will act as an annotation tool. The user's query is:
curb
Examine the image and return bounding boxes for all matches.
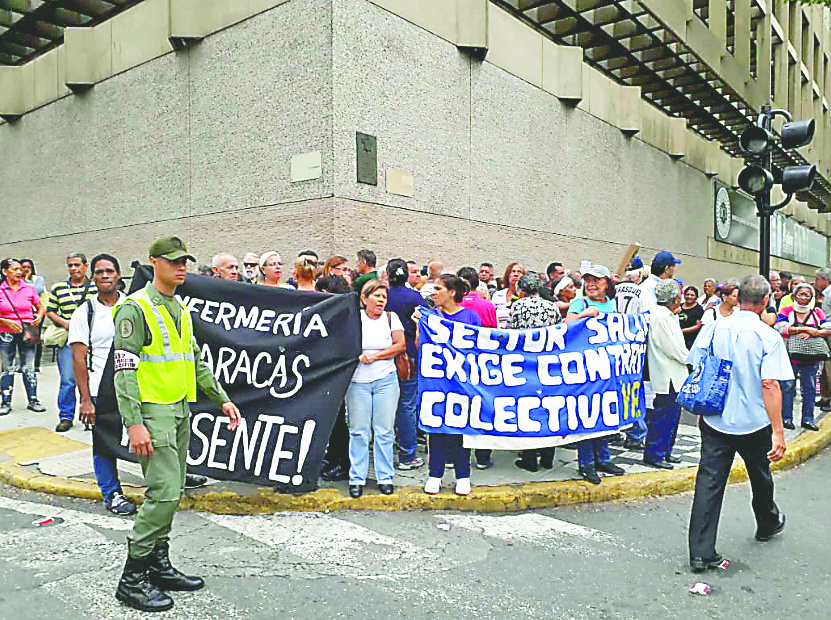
[1,419,829,515]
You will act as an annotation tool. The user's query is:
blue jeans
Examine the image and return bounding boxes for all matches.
[781,362,819,425]
[577,437,612,470]
[56,343,76,420]
[395,377,418,461]
[644,388,682,462]
[0,332,37,404]
[346,371,399,485]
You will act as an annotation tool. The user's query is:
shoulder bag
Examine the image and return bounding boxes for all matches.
[387,312,413,381]
[43,281,92,348]
[676,325,733,416]
[1,286,41,344]
[785,309,830,362]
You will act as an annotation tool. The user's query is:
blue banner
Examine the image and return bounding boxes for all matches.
[417,311,648,438]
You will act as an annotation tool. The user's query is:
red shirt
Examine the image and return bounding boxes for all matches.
[460,292,498,328]
[0,280,39,332]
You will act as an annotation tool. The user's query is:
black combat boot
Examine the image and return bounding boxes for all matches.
[148,541,205,591]
[115,553,174,612]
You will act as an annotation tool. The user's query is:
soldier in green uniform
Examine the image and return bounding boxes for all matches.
[113,236,241,613]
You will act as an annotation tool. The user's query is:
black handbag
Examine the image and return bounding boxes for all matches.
[785,309,830,362]
[1,286,41,344]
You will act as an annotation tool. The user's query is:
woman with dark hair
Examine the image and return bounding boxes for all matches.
[315,274,352,482]
[20,258,46,372]
[346,280,406,498]
[386,259,427,471]
[509,273,561,472]
[0,258,46,415]
[417,274,481,496]
[492,262,525,328]
[19,259,45,295]
[564,264,624,484]
[678,285,705,349]
[322,255,352,287]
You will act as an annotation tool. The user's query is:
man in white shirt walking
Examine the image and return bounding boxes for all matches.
[69,254,136,516]
[687,275,791,572]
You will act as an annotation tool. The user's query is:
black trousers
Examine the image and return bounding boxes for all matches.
[688,421,780,560]
[323,402,349,469]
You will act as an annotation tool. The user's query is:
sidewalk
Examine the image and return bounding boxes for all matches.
[1,362,829,514]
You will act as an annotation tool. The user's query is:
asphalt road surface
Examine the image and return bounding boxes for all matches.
[0,451,829,619]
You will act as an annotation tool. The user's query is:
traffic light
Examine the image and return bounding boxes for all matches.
[737,111,816,200]
[733,106,818,280]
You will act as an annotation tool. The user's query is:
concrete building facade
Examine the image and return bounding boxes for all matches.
[1,0,830,284]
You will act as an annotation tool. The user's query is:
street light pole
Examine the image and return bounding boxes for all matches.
[757,105,772,280]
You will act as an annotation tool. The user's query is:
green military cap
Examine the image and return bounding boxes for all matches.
[148,236,196,262]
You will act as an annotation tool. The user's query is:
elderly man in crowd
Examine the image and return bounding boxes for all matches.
[687,275,790,573]
[211,253,240,281]
[241,253,259,283]
[643,279,688,469]
[419,259,444,301]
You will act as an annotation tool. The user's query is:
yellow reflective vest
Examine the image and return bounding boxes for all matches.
[129,288,197,404]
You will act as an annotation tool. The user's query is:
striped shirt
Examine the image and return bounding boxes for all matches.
[46,279,95,320]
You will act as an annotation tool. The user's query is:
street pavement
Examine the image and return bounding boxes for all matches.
[0,442,829,618]
[1,361,817,493]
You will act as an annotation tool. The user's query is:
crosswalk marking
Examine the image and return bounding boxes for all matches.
[438,513,615,544]
[0,495,133,531]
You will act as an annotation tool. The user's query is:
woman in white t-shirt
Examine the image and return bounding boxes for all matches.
[701,280,739,325]
[346,279,406,499]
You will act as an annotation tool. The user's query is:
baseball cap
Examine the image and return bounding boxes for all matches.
[584,264,611,278]
[148,236,196,262]
[653,250,681,266]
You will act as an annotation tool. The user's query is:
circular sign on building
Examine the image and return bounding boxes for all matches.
[715,186,732,240]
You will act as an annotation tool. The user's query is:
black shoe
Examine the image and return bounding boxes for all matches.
[514,458,539,473]
[623,439,645,451]
[148,541,204,591]
[348,484,363,498]
[55,419,72,432]
[665,454,682,464]
[783,420,795,430]
[596,461,625,476]
[184,474,208,489]
[0,403,10,416]
[116,554,174,612]
[755,514,786,541]
[801,422,820,432]
[690,554,724,573]
[320,464,349,482]
[378,483,394,495]
[644,459,674,470]
[539,456,554,470]
[27,400,46,413]
[579,468,601,485]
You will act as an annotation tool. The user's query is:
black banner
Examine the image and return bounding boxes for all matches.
[93,267,361,492]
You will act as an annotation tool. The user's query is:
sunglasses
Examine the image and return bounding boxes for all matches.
[243,262,258,268]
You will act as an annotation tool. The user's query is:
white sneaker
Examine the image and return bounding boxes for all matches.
[424,477,442,494]
[455,478,471,496]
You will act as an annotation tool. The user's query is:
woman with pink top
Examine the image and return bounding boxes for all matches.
[0,258,46,415]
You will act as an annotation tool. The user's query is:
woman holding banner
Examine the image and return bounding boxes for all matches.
[419,274,482,496]
[347,280,406,498]
[564,264,625,485]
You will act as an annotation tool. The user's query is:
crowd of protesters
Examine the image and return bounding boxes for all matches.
[2,247,830,503]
